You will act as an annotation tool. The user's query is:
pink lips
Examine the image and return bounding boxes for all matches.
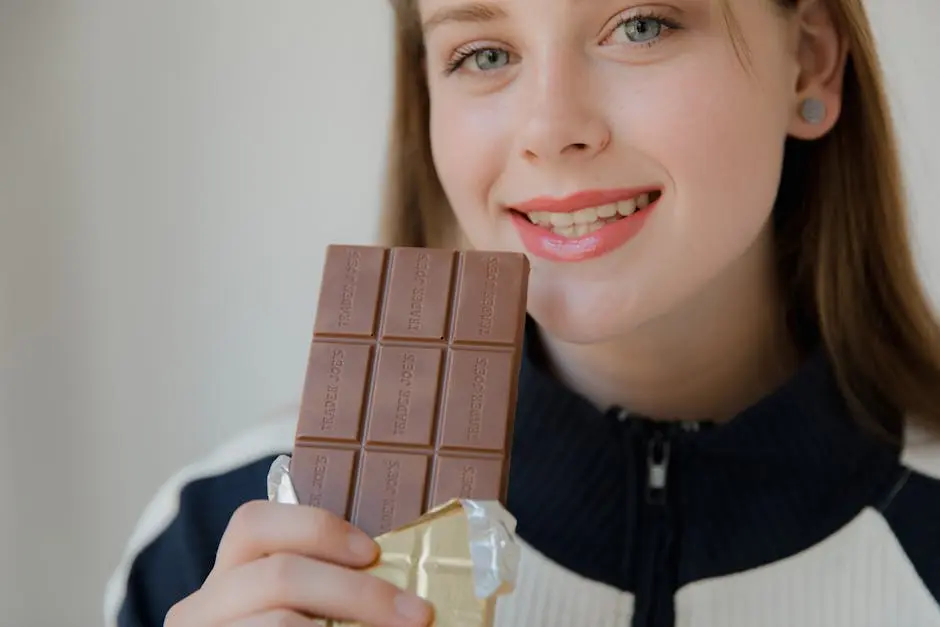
[509,187,660,262]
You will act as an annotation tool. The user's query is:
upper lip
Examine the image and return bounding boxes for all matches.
[509,187,660,214]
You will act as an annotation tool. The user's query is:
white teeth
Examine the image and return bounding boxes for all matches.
[596,203,618,218]
[549,212,574,227]
[617,199,637,216]
[522,191,658,236]
[554,221,606,237]
[573,207,597,224]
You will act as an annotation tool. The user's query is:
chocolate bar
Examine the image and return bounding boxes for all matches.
[291,245,529,538]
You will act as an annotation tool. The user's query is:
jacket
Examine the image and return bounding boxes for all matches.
[105,319,940,627]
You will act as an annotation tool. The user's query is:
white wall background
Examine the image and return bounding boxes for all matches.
[1,1,938,626]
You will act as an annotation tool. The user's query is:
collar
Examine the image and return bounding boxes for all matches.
[506,316,905,592]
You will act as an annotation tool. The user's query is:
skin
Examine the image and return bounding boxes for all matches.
[164,501,434,626]
[424,0,847,420]
[165,1,848,625]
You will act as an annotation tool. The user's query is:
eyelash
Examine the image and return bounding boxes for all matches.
[443,10,682,76]
[605,10,681,47]
[444,42,499,75]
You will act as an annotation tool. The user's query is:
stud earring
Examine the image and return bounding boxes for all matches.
[800,98,827,125]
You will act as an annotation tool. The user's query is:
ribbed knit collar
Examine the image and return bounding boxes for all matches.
[506,315,906,593]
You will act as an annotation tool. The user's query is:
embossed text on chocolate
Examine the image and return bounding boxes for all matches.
[460,464,476,497]
[380,459,401,533]
[393,351,416,435]
[467,356,488,442]
[477,256,499,337]
[337,249,361,328]
[407,252,431,332]
[321,348,345,433]
[308,454,329,507]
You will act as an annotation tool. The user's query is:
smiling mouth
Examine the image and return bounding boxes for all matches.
[511,190,662,238]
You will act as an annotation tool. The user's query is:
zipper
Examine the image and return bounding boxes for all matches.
[614,410,698,627]
[642,426,674,626]
[630,420,684,627]
[646,429,671,505]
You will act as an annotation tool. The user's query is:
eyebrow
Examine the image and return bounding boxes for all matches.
[422,2,508,34]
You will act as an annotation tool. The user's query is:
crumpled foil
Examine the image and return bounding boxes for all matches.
[267,454,519,625]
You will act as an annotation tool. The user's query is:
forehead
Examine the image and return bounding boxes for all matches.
[411,0,797,63]
[410,0,799,23]
[414,0,723,16]
[413,0,734,33]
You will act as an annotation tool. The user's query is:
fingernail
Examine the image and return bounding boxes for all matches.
[394,592,432,623]
[346,531,376,560]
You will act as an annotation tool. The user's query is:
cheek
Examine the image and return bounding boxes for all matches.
[611,57,790,259]
[429,88,511,235]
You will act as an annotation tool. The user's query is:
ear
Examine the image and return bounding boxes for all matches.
[787,0,849,140]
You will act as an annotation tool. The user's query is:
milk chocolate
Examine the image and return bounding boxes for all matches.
[290,245,529,537]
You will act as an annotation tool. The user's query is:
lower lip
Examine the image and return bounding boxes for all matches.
[510,200,658,262]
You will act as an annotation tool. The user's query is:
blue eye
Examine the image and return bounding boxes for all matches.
[445,46,512,75]
[605,14,676,47]
[472,48,510,71]
[623,17,663,43]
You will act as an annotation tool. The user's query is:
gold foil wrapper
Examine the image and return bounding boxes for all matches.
[267,455,519,627]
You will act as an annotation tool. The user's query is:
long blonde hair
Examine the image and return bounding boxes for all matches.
[379,0,940,435]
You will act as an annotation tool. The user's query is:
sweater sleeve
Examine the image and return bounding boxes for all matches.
[104,420,294,627]
[884,425,940,608]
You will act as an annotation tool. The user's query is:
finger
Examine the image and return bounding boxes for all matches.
[194,553,433,627]
[227,609,318,627]
[213,501,378,574]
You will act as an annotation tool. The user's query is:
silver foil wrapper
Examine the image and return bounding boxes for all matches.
[266,454,519,625]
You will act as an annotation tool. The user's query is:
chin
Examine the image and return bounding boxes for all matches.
[525,275,653,346]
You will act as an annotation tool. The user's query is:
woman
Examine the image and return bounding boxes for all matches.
[106,0,940,625]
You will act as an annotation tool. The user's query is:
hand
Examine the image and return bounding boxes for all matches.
[164,500,434,627]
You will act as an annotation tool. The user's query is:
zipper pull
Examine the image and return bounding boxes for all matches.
[646,430,671,505]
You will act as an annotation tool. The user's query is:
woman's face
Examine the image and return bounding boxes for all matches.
[420,0,840,343]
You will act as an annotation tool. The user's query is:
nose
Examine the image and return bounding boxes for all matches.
[516,57,611,164]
